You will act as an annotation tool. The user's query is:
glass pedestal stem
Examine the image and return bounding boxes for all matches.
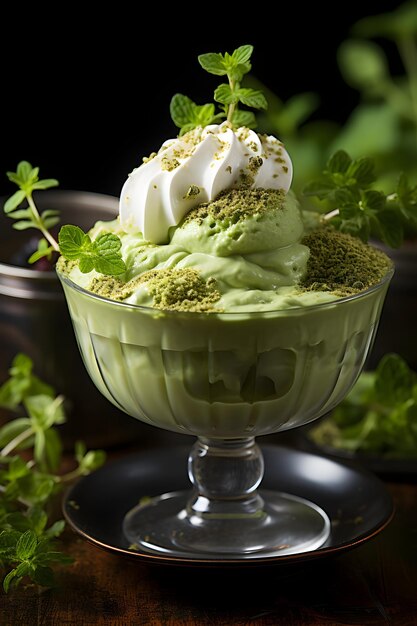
[187,437,265,519]
[123,436,331,559]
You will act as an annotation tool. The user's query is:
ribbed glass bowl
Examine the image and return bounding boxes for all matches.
[58,269,393,560]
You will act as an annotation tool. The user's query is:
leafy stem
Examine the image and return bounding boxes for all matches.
[4,161,126,276]
[304,149,417,247]
[26,194,60,252]
[0,428,33,458]
[171,45,267,135]
[0,354,106,592]
[310,354,417,457]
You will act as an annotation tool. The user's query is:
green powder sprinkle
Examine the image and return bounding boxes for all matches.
[183,184,201,199]
[302,228,392,296]
[90,268,221,312]
[182,188,285,227]
[56,256,77,274]
[161,156,180,172]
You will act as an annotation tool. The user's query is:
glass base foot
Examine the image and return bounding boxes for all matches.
[123,489,331,560]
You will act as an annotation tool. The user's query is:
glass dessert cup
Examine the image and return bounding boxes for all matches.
[58,270,392,560]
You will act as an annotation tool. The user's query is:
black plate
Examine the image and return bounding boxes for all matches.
[63,445,393,566]
[300,434,417,479]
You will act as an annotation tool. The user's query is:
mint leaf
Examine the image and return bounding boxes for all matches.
[58,226,126,276]
[347,157,375,186]
[232,110,257,129]
[232,45,253,65]
[0,419,31,449]
[3,563,29,592]
[0,353,54,410]
[170,95,218,134]
[40,210,60,230]
[17,161,34,182]
[194,103,218,127]
[58,225,87,259]
[12,220,35,231]
[26,394,65,430]
[6,209,32,220]
[28,239,55,264]
[198,52,227,76]
[214,84,237,105]
[16,530,37,560]
[327,150,352,174]
[170,94,196,127]
[31,179,59,191]
[237,88,267,110]
[3,190,26,213]
[93,233,126,275]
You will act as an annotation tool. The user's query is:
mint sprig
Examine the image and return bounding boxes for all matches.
[310,354,417,457]
[4,162,126,276]
[4,161,59,262]
[170,45,267,134]
[304,149,417,247]
[0,354,106,592]
[58,225,126,275]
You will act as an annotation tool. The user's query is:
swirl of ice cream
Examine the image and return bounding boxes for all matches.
[119,122,293,244]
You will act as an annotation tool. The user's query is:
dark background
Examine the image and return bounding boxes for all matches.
[0,2,400,199]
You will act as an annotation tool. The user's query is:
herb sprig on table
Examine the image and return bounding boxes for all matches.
[310,354,417,457]
[3,161,126,275]
[0,354,105,592]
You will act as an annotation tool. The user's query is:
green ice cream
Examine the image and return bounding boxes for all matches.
[59,187,390,313]
[57,126,393,438]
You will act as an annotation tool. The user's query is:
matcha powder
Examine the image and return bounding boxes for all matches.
[302,228,393,295]
[90,268,221,312]
[182,188,285,226]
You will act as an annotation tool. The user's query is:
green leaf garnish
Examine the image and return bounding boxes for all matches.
[0,354,106,592]
[170,95,219,136]
[5,161,126,277]
[304,149,416,247]
[171,45,267,134]
[58,225,126,276]
[309,354,417,458]
[3,161,60,260]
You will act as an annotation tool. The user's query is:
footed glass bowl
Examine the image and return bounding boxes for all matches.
[58,270,392,560]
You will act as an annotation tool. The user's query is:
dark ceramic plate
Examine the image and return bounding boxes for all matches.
[63,445,393,567]
[301,434,417,479]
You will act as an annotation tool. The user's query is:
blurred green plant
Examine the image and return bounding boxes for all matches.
[0,354,106,592]
[256,1,417,231]
[309,354,417,458]
[252,79,340,196]
[335,0,417,193]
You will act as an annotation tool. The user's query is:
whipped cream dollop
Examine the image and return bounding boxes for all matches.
[119,123,293,243]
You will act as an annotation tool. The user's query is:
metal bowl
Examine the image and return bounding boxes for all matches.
[0,190,149,448]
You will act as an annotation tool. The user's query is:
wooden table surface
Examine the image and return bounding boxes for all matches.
[2,442,417,626]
